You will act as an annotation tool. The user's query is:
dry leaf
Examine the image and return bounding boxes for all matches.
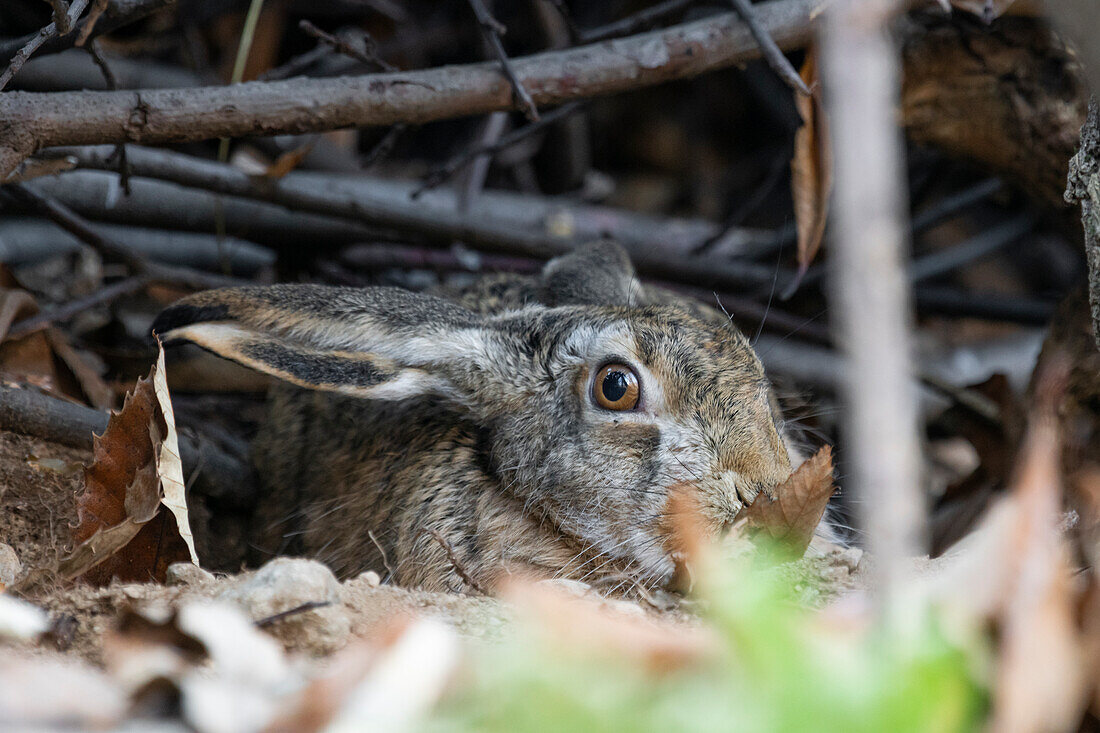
[0,284,112,409]
[59,342,198,584]
[989,360,1089,733]
[265,141,316,180]
[741,445,836,557]
[787,47,832,296]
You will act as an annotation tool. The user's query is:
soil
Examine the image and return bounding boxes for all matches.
[0,426,862,665]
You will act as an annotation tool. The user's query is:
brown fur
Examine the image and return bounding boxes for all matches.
[154,243,799,594]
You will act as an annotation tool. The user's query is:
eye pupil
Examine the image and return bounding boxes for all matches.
[602,371,628,401]
[592,363,640,411]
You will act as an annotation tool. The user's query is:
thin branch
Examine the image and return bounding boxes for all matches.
[578,0,696,44]
[0,0,818,175]
[0,0,91,91]
[0,383,255,506]
[821,0,925,626]
[415,101,583,196]
[0,0,175,66]
[297,20,397,72]
[727,0,810,96]
[74,0,111,46]
[426,529,488,595]
[44,0,74,36]
[52,145,784,291]
[254,601,333,627]
[83,38,132,194]
[7,274,150,339]
[466,0,539,121]
[0,183,247,290]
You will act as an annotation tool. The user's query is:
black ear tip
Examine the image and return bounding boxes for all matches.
[151,303,232,339]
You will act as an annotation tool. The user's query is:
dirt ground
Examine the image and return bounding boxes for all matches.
[0,426,862,666]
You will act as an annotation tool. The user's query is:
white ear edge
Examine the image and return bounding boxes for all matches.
[161,322,455,400]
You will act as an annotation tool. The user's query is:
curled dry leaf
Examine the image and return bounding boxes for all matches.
[787,46,832,296]
[741,445,836,557]
[57,340,198,584]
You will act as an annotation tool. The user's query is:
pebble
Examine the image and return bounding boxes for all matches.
[218,558,350,654]
[0,543,21,588]
[166,562,216,587]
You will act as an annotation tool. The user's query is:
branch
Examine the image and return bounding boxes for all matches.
[0,0,91,91]
[1,182,248,291]
[0,0,174,67]
[0,384,254,506]
[51,145,785,290]
[821,0,926,623]
[466,0,539,120]
[0,0,818,176]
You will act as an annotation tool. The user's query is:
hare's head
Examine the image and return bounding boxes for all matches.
[153,243,792,588]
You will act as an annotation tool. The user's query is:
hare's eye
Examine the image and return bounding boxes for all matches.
[593,364,640,411]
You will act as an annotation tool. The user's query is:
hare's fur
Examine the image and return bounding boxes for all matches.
[155,243,803,593]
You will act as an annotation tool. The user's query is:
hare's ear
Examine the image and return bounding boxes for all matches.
[538,240,641,307]
[152,284,492,400]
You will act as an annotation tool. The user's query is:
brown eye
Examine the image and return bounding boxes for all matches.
[593,364,640,411]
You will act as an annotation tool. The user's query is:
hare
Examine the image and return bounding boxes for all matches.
[154,242,806,594]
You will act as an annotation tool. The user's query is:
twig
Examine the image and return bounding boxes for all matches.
[298,20,396,72]
[426,529,488,595]
[415,102,583,196]
[254,601,333,627]
[361,125,406,168]
[0,0,818,174]
[908,214,1031,283]
[458,112,509,210]
[727,0,811,96]
[44,0,74,36]
[0,183,246,290]
[578,0,696,44]
[7,275,150,339]
[466,0,539,120]
[0,383,255,505]
[821,0,925,626]
[82,39,116,88]
[83,39,132,194]
[74,0,110,46]
[914,285,1056,324]
[53,145,784,290]
[0,0,91,91]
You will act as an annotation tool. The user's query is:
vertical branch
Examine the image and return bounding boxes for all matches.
[820,0,926,624]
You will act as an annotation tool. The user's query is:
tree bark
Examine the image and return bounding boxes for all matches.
[1065,99,1100,351]
[899,12,1087,217]
[0,0,818,177]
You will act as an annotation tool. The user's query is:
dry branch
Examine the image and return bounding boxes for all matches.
[0,384,254,506]
[821,0,926,623]
[49,145,782,288]
[0,0,819,176]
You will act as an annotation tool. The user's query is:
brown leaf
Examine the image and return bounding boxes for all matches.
[788,47,832,293]
[265,140,315,180]
[61,342,198,584]
[0,285,112,409]
[990,359,1090,733]
[741,445,836,557]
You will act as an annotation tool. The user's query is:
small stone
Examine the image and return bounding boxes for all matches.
[166,562,215,586]
[836,547,863,572]
[356,570,381,588]
[0,543,22,588]
[218,558,350,655]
